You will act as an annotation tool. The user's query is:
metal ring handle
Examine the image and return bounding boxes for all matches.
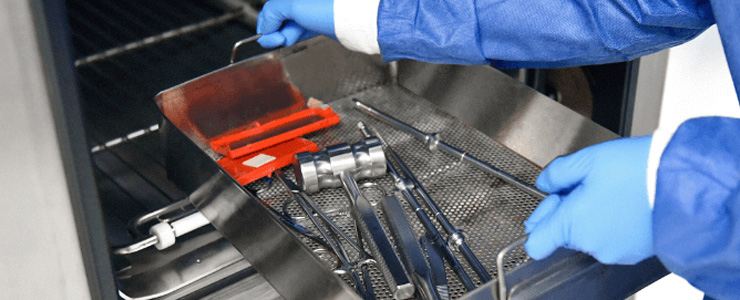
[357,181,388,206]
[496,235,528,300]
[230,34,262,64]
[313,248,342,271]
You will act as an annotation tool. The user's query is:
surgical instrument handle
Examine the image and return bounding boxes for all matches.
[358,122,476,290]
[390,136,493,282]
[359,122,493,283]
[353,193,377,300]
[340,171,415,299]
[287,179,372,257]
[353,99,547,199]
[276,172,351,275]
[276,171,377,299]
[421,236,450,300]
[381,193,441,300]
[275,171,374,261]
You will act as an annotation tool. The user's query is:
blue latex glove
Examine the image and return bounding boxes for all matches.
[524,136,654,265]
[257,0,334,48]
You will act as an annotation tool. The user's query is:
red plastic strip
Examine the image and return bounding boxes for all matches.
[217,138,319,185]
[209,107,340,159]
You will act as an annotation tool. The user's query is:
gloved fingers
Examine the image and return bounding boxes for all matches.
[524,204,567,260]
[524,194,561,234]
[300,30,319,41]
[536,150,591,194]
[257,32,287,48]
[257,0,290,35]
[256,27,318,48]
[279,21,307,46]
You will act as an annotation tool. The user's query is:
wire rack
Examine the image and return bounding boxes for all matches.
[65,0,266,259]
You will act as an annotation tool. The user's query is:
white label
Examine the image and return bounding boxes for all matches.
[242,154,276,168]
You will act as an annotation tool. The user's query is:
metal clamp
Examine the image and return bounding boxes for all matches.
[275,170,378,299]
[496,235,528,300]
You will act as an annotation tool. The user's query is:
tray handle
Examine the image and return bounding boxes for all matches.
[230,34,262,64]
[496,235,529,300]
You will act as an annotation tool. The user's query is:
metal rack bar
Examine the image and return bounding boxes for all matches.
[90,124,159,153]
[92,162,151,214]
[90,134,181,203]
[91,147,175,208]
[75,10,244,67]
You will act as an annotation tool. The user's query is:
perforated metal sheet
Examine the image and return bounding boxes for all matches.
[248,85,541,299]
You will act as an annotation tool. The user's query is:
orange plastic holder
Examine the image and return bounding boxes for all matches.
[209,107,340,159]
[217,138,319,186]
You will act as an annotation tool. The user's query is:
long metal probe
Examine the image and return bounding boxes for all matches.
[353,99,547,199]
[358,122,476,291]
[359,122,493,283]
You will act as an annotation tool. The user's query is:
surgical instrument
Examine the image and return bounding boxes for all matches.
[275,170,374,264]
[295,138,415,299]
[358,122,476,290]
[274,170,375,299]
[358,121,492,283]
[381,193,440,300]
[356,104,543,297]
[421,236,450,300]
[354,187,377,300]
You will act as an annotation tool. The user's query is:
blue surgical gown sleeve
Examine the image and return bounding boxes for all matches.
[710,0,740,102]
[653,117,740,300]
[376,0,715,68]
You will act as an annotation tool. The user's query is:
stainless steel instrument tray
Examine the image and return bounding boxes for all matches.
[155,37,667,300]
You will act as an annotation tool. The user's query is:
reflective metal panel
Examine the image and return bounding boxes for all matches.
[398,61,618,167]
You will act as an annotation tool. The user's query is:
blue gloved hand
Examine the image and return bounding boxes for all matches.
[257,0,334,48]
[524,136,654,265]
